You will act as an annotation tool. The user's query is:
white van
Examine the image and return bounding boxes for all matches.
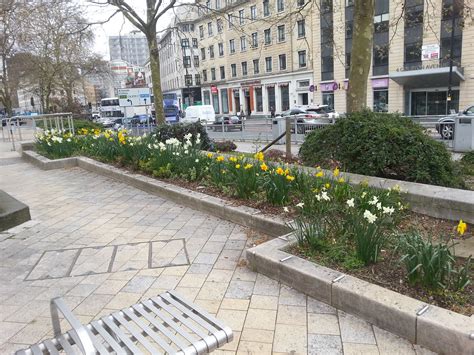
[182,105,216,124]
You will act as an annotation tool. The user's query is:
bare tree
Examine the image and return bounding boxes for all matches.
[91,0,179,124]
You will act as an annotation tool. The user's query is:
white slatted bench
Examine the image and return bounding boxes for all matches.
[16,291,233,355]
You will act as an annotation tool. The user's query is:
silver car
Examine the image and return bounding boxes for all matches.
[436,105,474,140]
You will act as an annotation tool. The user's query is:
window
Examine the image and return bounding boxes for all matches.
[215,0,220,9]
[251,5,257,19]
[183,56,191,68]
[277,25,285,42]
[321,0,332,13]
[241,61,248,76]
[265,56,272,72]
[209,45,215,59]
[239,9,245,25]
[228,13,233,28]
[221,89,229,114]
[297,20,305,37]
[279,54,286,70]
[229,39,236,53]
[405,42,422,63]
[195,74,201,85]
[220,66,226,79]
[192,38,198,48]
[322,92,334,110]
[322,56,333,79]
[218,42,224,56]
[297,0,305,6]
[203,70,207,82]
[253,59,259,74]
[373,44,388,75]
[193,55,200,67]
[255,87,263,111]
[264,29,271,45]
[184,74,193,86]
[207,22,213,36]
[298,50,307,67]
[346,0,354,5]
[199,25,204,38]
[181,39,189,48]
[263,0,270,16]
[211,68,216,81]
[277,0,284,12]
[201,47,206,60]
[212,92,219,114]
[373,90,388,112]
[251,32,258,48]
[217,19,223,33]
[231,64,237,77]
[240,36,247,51]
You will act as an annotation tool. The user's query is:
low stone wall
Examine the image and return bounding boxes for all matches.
[0,190,31,232]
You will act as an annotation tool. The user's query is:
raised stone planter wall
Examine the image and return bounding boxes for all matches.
[0,190,31,232]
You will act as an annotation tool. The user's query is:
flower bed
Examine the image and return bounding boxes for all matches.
[35,128,472,314]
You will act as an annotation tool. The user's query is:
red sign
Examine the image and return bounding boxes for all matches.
[211,85,218,94]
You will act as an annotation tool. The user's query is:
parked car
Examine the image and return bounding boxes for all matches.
[436,105,474,140]
[131,114,153,125]
[282,106,336,133]
[98,117,115,128]
[182,105,216,124]
[213,116,243,131]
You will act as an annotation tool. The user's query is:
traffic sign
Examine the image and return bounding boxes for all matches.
[117,88,151,107]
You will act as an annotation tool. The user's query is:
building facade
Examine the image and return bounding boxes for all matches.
[109,31,149,66]
[161,0,474,116]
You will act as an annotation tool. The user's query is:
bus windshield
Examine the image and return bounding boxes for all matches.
[101,98,119,107]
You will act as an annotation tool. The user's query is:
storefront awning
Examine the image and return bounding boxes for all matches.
[389,66,464,88]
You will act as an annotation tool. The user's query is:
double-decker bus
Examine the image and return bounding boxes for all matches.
[100,98,124,120]
[151,93,180,123]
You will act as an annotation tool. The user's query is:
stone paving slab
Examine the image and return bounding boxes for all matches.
[0,153,437,354]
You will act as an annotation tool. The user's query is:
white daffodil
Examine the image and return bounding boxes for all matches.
[195,159,199,163]
[368,196,378,205]
[361,192,367,198]
[383,206,395,215]
[283,207,289,213]
[346,198,355,208]
[321,191,330,201]
[363,210,377,224]
[376,202,382,210]
[296,202,304,208]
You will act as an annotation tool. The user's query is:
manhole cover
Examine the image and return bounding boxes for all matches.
[25,239,189,281]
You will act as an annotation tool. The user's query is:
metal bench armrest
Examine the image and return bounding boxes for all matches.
[50,297,96,355]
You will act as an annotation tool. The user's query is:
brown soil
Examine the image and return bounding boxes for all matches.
[290,245,473,316]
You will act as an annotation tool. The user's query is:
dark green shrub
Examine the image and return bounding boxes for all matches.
[213,140,237,152]
[299,110,463,187]
[73,119,102,131]
[154,123,212,150]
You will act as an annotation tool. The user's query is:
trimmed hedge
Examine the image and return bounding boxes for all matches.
[299,110,464,188]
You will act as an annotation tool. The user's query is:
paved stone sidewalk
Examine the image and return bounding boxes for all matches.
[0,154,435,354]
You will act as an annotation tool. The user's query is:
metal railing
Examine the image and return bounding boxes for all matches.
[1,113,74,151]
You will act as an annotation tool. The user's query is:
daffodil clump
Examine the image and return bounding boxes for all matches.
[35,129,79,159]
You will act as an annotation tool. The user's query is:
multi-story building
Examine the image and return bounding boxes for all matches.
[162,0,474,116]
[109,31,149,66]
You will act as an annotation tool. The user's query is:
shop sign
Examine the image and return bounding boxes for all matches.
[240,80,261,87]
[371,78,389,88]
[211,85,218,94]
[320,82,339,92]
[422,44,440,61]
[309,85,315,92]
[396,63,441,72]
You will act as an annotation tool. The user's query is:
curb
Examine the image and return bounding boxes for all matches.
[246,235,474,355]
[0,190,31,232]
[21,151,290,238]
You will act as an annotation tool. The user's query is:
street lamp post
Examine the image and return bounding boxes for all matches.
[446,0,459,113]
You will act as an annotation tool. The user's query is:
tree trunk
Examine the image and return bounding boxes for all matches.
[1,57,13,116]
[347,0,374,113]
[147,30,165,125]
[65,85,74,112]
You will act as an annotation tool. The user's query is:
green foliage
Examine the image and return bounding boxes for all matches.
[155,123,212,150]
[261,166,295,205]
[291,216,327,251]
[299,110,464,188]
[72,119,102,131]
[397,233,471,291]
[213,140,237,152]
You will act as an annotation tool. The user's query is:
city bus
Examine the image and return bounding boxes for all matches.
[100,97,124,121]
[151,93,180,123]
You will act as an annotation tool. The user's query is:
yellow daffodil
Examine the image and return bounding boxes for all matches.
[325,183,331,189]
[221,169,226,174]
[286,175,295,181]
[315,171,324,178]
[235,164,241,169]
[333,167,340,177]
[216,155,225,162]
[260,163,268,171]
[244,164,253,170]
[316,165,321,170]
[229,156,238,162]
[457,220,467,236]
[104,132,110,139]
[254,151,265,162]
[312,188,319,193]
[207,152,214,158]
[284,168,290,176]
[338,177,345,183]
[276,167,284,175]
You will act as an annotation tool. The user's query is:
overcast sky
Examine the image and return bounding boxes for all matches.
[84,1,173,60]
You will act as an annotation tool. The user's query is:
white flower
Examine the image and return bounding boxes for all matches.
[346,198,355,208]
[196,138,201,144]
[195,159,199,163]
[184,150,189,154]
[197,133,201,139]
[67,138,71,142]
[368,196,378,205]
[158,142,166,151]
[376,202,382,210]
[321,191,330,201]
[147,144,152,149]
[283,207,289,213]
[383,206,395,215]
[296,202,304,208]
[363,210,377,224]
[129,142,134,146]
[184,133,192,140]
[361,192,367,198]
[315,194,322,201]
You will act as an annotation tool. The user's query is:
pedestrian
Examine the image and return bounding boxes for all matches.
[247,108,251,120]
[270,106,275,118]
